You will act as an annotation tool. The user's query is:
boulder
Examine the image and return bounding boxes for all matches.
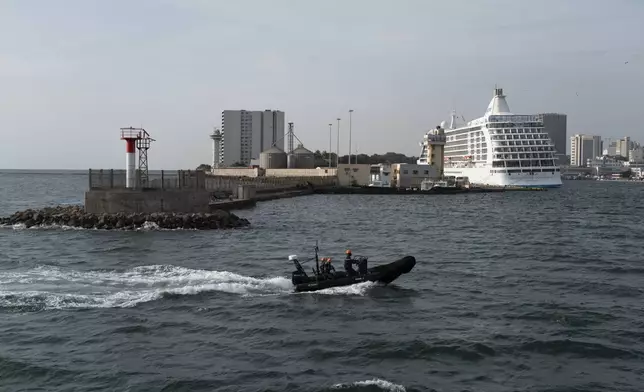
[0,205,251,230]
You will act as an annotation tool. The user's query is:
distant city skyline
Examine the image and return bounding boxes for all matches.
[0,0,643,169]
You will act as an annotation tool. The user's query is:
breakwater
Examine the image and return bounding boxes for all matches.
[0,205,250,230]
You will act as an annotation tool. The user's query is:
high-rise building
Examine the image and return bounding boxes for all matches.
[220,110,285,166]
[570,134,601,167]
[536,113,567,165]
[616,137,631,160]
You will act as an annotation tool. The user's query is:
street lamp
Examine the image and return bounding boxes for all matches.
[336,118,341,167]
[349,109,354,165]
[328,123,332,168]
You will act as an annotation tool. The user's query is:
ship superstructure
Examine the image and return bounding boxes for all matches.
[417,88,562,188]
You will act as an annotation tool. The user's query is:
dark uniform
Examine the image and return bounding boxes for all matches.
[344,250,355,276]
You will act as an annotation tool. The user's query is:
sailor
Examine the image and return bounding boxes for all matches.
[326,257,335,275]
[320,257,334,277]
[344,250,355,276]
[320,257,328,275]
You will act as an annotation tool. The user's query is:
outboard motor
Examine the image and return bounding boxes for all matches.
[289,255,309,285]
[357,256,368,276]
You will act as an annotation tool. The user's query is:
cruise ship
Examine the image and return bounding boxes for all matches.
[417,88,562,188]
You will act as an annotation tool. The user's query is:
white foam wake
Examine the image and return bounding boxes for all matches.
[332,378,406,391]
[305,281,378,296]
[0,265,294,310]
[2,222,190,231]
[0,265,377,311]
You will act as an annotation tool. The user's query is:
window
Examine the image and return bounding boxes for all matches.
[412,170,418,175]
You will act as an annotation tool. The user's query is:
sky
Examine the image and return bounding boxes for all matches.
[1,0,643,170]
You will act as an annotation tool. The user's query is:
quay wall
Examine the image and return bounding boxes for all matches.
[85,189,213,214]
[210,167,338,178]
[85,169,335,214]
[205,176,336,193]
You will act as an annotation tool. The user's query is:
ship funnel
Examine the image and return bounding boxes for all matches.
[485,86,512,116]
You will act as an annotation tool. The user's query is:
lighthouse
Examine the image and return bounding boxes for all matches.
[120,127,154,189]
[210,128,222,169]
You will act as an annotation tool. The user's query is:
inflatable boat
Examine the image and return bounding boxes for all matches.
[289,243,416,292]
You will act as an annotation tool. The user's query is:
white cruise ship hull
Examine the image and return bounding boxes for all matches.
[444,167,562,188]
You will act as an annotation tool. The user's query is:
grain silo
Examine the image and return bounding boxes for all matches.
[287,153,296,169]
[291,144,315,169]
[259,146,287,169]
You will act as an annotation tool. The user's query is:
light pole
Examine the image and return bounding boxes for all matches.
[336,118,341,167]
[349,109,354,165]
[328,123,332,168]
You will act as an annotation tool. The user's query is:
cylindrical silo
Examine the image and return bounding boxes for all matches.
[287,154,296,169]
[259,146,287,169]
[291,144,315,169]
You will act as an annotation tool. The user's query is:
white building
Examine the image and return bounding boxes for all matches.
[392,163,440,188]
[603,140,618,156]
[369,164,392,187]
[570,134,601,167]
[220,110,285,166]
[629,147,644,163]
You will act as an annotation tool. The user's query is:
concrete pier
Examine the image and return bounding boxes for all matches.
[85,188,214,214]
[85,169,334,214]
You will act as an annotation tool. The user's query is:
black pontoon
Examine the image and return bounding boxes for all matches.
[289,242,416,292]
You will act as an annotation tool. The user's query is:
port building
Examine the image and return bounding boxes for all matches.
[220,110,285,166]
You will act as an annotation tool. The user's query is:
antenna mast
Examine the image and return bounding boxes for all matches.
[287,122,295,153]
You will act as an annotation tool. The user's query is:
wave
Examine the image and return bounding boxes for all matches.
[331,378,406,392]
[1,221,195,231]
[0,265,376,311]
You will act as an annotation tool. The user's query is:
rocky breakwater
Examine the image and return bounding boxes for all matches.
[0,205,250,230]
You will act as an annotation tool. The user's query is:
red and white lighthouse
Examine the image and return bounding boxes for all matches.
[120,127,154,189]
[120,128,140,188]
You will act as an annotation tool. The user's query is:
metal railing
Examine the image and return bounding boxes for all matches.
[89,169,207,190]
[88,169,337,192]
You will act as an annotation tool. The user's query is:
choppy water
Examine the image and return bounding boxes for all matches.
[1,170,643,392]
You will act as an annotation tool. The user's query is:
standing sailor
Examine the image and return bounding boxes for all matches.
[344,250,355,276]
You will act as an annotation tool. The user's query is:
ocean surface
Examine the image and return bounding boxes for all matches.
[1,170,643,392]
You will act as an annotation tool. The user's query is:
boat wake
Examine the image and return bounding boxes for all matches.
[331,378,406,391]
[0,265,376,311]
[306,281,379,296]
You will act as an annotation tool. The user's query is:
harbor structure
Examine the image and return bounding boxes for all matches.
[369,164,392,187]
[417,124,446,177]
[210,128,223,169]
[119,127,154,189]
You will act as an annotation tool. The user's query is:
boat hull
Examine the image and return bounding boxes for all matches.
[293,256,416,293]
[444,167,562,188]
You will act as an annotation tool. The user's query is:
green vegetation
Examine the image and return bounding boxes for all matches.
[197,151,419,170]
[312,150,418,166]
[196,164,212,171]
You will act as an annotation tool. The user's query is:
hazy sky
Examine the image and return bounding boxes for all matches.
[1,0,643,170]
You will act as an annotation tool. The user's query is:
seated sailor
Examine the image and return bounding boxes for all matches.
[319,257,327,274]
[344,250,355,276]
[320,257,335,276]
